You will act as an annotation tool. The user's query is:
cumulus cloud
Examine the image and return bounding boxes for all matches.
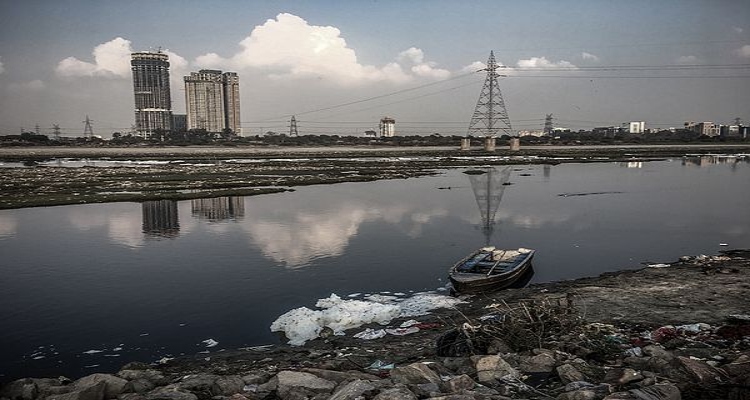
[735,44,750,58]
[460,61,487,73]
[194,13,449,85]
[676,55,699,64]
[56,37,133,78]
[517,56,577,69]
[581,52,600,62]
[734,26,744,34]
[0,56,4,74]
[8,79,45,92]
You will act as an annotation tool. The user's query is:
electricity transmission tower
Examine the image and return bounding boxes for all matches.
[83,115,94,139]
[289,115,299,136]
[52,124,61,140]
[544,114,554,135]
[467,51,513,138]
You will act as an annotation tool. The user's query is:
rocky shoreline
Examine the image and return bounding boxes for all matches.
[3,250,749,400]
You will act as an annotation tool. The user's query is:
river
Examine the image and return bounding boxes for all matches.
[1,156,748,380]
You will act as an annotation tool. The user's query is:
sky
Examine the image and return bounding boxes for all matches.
[0,0,748,137]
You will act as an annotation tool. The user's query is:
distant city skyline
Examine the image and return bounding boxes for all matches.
[0,1,748,137]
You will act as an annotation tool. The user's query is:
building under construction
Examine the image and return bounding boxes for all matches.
[184,70,241,135]
[131,51,173,138]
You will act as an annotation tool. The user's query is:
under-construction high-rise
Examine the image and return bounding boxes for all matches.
[131,52,173,138]
[184,70,241,135]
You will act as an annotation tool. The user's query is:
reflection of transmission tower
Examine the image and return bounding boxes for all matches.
[83,115,94,139]
[467,167,511,245]
[467,51,513,138]
[544,114,554,135]
[289,115,299,136]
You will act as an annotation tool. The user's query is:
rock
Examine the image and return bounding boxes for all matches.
[604,384,681,400]
[176,374,218,396]
[327,380,376,400]
[300,368,380,383]
[122,381,154,395]
[274,371,335,399]
[119,363,150,371]
[557,364,586,384]
[390,363,442,386]
[603,369,643,386]
[1,379,37,400]
[722,354,750,377]
[239,375,266,386]
[520,353,557,373]
[117,394,145,400]
[211,377,244,397]
[557,390,599,400]
[641,345,673,361]
[117,371,167,387]
[440,358,475,377]
[226,395,247,400]
[675,356,723,384]
[372,385,417,400]
[45,381,105,400]
[472,355,519,384]
[409,383,440,398]
[444,375,475,393]
[74,374,128,399]
[425,395,475,400]
[143,386,197,400]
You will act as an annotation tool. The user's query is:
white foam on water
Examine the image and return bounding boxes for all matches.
[270,292,464,346]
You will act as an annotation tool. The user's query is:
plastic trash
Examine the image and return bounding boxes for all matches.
[367,360,395,370]
[399,319,420,328]
[624,347,643,357]
[676,323,710,333]
[385,326,419,336]
[647,263,670,268]
[353,328,386,340]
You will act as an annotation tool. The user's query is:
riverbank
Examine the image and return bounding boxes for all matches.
[1,144,749,209]
[3,250,749,399]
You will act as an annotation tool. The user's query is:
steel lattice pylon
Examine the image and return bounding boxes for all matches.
[467,51,513,138]
[289,115,299,136]
[467,166,511,245]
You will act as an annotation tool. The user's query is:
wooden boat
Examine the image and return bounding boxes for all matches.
[449,246,535,294]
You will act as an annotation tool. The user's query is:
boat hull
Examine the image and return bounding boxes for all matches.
[449,250,535,294]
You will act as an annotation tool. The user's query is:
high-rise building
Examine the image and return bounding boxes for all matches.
[131,52,173,138]
[222,72,241,135]
[184,69,241,135]
[379,117,396,137]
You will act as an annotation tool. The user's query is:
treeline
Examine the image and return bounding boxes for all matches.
[1,129,747,147]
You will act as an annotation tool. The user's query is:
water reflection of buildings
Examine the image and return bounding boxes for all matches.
[620,161,643,169]
[191,197,245,221]
[142,200,180,238]
[682,155,749,167]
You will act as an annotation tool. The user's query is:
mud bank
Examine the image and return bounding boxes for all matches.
[3,250,748,399]
[2,145,749,209]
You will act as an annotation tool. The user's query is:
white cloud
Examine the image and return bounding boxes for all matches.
[56,37,133,78]
[8,79,45,92]
[581,52,600,62]
[460,61,487,73]
[734,26,744,34]
[735,44,750,58]
[676,55,699,64]
[194,13,449,85]
[398,47,424,64]
[0,56,4,74]
[517,56,577,69]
